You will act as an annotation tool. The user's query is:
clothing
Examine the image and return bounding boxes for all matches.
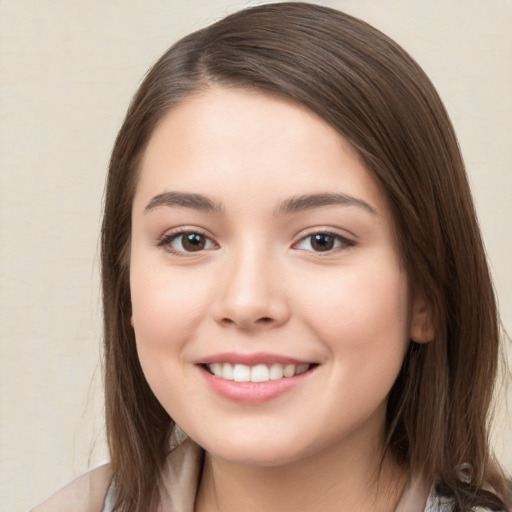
[30,438,495,512]
[29,463,113,512]
[424,491,498,512]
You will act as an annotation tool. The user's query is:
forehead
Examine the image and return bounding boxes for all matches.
[134,86,386,217]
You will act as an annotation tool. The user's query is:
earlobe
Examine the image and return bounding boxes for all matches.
[409,292,435,343]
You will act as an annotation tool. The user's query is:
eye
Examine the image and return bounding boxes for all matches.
[159,230,217,254]
[295,232,353,253]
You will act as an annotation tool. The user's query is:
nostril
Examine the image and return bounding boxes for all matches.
[220,316,274,329]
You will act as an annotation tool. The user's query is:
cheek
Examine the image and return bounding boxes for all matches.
[292,265,411,437]
[297,262,410,373]
[130,263,207,345]
[130,270,207,419]
[128,256,213,408]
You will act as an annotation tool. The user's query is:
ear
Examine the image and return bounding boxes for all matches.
[409,290,435,343]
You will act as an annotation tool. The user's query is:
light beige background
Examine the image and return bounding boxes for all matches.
[1,1,511,510]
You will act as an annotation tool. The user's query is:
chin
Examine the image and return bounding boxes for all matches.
[188,429,298,466]
[210,446,302,467]
[195,430,322,468]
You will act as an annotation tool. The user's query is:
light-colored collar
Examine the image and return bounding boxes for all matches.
[158,437,204,512]
[157,438,431,512]
[31,437,432,512]
[395,474,432,512]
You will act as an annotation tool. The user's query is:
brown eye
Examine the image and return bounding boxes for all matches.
[295,232,353,253]
[181,233,206,251]
[310,234,336,251]
[165,231,217,254]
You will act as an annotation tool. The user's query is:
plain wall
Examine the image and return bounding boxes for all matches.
[1,1,510,510]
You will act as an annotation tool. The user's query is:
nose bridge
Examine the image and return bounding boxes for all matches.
[213,237,288,329]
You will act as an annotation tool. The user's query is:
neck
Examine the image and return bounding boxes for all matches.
[195,432,407,512]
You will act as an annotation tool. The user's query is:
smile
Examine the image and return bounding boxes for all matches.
[205,362,311,382]
[198,355,318,403]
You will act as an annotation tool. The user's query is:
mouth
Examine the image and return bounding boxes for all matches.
[203,362,315,383]
[197,353,318,402]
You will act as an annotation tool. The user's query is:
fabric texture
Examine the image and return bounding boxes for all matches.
[30,463,113,512]
[423,486,501,512]
[30,438,498,512]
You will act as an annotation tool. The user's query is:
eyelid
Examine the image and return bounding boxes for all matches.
[292,228,356,253]
[156,226,218,255]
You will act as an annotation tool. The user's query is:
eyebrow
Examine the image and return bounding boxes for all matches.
[145,191,224,213]
[275,193,377,216]
[144,191,376,216]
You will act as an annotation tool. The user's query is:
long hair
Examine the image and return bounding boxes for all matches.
[101,3,511,510]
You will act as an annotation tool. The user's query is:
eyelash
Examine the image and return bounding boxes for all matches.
[293,230,355,254]
[157,228,217,256]
[157,229,355,256]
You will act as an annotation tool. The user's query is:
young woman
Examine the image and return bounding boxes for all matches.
[32,2,511,511]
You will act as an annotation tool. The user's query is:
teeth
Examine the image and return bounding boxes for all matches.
[206,362,311,382]
[222,363,233,380]
[251,364,270,382]
[210,363,223,377]
[283,364,295,377]
[233,364,251,382]
[296,363,309,375]
[269,363,284,380]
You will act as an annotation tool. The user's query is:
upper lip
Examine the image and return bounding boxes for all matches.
[197,352,315,366]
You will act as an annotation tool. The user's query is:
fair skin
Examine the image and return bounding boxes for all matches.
[130,87,431,512]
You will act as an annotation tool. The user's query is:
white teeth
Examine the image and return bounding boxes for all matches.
[222,363,234,380]
[251,364,270,382]
[269,363,284,380]
[283,364,296,378]
[233,364,251,382]
[206,362,311,382]
[210,363,223,377]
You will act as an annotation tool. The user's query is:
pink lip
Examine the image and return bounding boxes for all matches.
[198,352,312,366]
[198,361,316,404]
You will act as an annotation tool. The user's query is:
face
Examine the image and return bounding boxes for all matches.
[130,87,423,467]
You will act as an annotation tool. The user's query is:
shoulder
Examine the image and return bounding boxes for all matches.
[30,463,113,512]
[29,438,203,512]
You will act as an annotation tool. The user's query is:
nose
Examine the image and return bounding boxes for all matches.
[211,245,290,331]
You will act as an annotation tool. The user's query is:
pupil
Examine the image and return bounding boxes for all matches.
[183,233,205,251]
[311,234,334,251]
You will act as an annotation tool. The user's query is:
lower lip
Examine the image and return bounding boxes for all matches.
[199,366,314,403]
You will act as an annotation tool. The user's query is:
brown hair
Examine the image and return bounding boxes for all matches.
[101,3,511,511]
